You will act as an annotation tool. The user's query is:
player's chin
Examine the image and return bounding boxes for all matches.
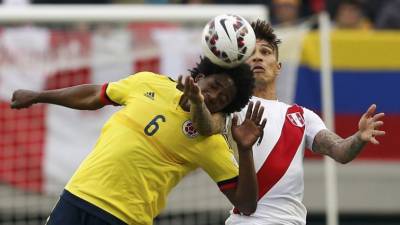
[255,73,274,83]
[253,72,267,80]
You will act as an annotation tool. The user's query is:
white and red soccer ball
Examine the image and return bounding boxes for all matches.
[201,14,256,68]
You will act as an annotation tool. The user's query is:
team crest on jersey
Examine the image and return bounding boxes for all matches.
[287,112,305,127]
[182,120,199,138]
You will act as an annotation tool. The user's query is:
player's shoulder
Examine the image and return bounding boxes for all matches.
[293,104,323,122]
[295,104,317,115]
[130,71,173,82]
[122,72,176,92]
[250,96,291,109]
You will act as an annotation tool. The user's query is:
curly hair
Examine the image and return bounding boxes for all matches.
[251,20,282,59]
[189,57,255,114]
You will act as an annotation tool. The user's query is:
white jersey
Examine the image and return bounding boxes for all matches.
[226,96,326,225]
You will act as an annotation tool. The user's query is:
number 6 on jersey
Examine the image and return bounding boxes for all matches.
[144,115,166,136]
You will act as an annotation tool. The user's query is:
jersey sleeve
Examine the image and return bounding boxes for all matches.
[304,107,327,151]
[102,72,149,106]
[197,136,239,192]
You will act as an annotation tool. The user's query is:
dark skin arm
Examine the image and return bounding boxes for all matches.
[178,76,265,214]
[222,101,266,215]
[312,104,385,164]
[10,84,105,110]
[178,75,225,136]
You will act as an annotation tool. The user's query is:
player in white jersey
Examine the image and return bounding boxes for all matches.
[223,96,326,225]
[180,20,386,225]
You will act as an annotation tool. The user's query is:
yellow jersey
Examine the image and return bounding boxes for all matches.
[65,72,238,225]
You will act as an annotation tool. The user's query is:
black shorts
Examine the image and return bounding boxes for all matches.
[46,190,127,225]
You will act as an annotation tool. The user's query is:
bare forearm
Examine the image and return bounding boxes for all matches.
[313,130,367,164]
[234,148,258,214]
[190,102,223,135]
[37,84,104,110]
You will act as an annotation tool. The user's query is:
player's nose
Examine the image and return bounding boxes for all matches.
[251,53,263,62]
[206,91,219,106]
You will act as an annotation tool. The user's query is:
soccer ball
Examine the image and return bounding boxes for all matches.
[201,14,256,68]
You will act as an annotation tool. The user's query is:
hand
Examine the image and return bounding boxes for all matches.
[10,89,38,109]
[176,75,185,91]
[232,101,267,150]
[358,104,385,144]
[182,75,204,105]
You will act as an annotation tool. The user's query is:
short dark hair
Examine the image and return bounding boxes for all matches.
[189,57,254,114]
[251,20,282,59]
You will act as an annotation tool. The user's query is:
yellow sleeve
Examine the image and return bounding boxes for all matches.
[197,136,239,191]
[105,72,149,106]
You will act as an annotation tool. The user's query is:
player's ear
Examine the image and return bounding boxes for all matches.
[194,73,205,82]
[276,62,282,77]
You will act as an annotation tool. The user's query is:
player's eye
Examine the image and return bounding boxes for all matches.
[213,80,223,90]
[212,83,219,90]
[261,48,272,55]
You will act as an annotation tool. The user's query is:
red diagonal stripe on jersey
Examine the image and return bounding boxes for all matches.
[234,105,305,214]
[257,105,305,199]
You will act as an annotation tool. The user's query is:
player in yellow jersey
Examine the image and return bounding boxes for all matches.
[11,57,266,225]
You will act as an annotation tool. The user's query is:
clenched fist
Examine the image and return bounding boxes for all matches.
[10,90,38,109]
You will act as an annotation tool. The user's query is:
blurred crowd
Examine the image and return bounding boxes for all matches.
[1,0,400,29]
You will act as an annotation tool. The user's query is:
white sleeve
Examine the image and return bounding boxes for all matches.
[304,107,327,151]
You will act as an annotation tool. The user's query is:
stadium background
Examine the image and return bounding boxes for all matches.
[0,1,399,225]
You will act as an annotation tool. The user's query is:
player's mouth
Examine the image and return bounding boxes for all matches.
[203,93,217,112]
[252,65,265,73]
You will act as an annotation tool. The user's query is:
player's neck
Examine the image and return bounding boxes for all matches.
[254,84,278,100]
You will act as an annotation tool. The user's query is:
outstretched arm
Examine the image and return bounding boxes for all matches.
[179,75,225,136]
[312,104,385,164]
[223,101,266,215]
[11,84,105,110]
